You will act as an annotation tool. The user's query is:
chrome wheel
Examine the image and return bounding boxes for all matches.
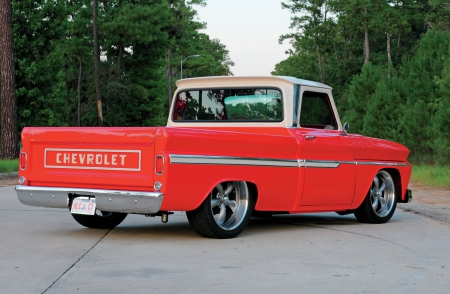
[211,181,249,231]
[354,170,397,224]
[186,181,253,238]
[369,171,395,217]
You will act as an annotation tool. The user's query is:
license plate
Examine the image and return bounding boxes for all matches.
[71,197,96,215]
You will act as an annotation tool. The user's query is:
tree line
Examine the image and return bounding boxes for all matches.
[2,0,449,165]
[0,0,234,159]
[274,0,450,165]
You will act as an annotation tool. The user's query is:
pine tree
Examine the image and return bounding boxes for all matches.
[281,0,334,83]
[342,63,382,134]
[13,0,68,128]
[397,30,450,163]
[362,70,403,140]
[432,35,450,165]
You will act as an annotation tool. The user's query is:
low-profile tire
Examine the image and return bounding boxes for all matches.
[354,170,397,224]
[186,181,253,239]
[71,211,127,229]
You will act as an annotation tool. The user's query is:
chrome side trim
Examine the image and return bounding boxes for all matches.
[301,160,407,168]
[302,160,342,168]
[357,161,410,166]
[170,154,298,167]
[15,185,163,214]
[170,154,409,168]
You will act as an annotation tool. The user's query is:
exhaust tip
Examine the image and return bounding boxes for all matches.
[161,212,169,223]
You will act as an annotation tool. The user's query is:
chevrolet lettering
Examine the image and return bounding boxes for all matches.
[44,149,141,171]
[16,76,412,238]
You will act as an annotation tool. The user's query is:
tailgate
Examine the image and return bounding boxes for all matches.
[20,127,157,191]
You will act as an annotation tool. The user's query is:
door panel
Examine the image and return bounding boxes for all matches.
[295,129,356,206]
[293,88,356,207]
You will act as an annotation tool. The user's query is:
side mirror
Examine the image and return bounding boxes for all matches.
[342,122,350,136]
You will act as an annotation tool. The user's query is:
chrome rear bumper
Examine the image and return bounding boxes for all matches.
[15,185,163,214]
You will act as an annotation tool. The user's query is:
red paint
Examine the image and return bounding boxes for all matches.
[20,127,156,191]
[18,125,411,213]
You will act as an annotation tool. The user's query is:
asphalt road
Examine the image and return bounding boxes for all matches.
[1,185,449,294]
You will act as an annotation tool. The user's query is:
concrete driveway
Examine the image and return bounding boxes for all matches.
[1,185,449,294]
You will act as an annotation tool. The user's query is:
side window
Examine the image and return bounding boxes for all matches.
[300,91,336,129]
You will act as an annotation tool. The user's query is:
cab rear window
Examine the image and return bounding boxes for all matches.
[172,88,283,122]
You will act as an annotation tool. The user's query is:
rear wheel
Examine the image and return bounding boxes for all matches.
[354,170,397,223]
[186,181,253,238]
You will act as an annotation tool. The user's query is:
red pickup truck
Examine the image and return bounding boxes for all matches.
[16,76,412,238]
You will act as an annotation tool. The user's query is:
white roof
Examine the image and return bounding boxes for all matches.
[175,76,332,90]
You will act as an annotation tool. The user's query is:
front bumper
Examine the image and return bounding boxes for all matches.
[15,185,163,214]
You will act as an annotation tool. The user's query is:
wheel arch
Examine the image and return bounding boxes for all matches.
[383,168,402,200]
[352,167,402,209]
[191,179,259,212]
[186,179,256,238]
[353,168,398,223]
[246,181,258,208]
[206,179,259,206]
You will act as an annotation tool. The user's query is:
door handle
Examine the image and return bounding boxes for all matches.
[305,135,316,140]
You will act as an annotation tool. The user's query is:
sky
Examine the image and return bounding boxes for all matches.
[195,0,293,76]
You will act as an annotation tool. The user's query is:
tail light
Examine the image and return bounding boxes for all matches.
[155,155,164,175]
[20,152,27,170]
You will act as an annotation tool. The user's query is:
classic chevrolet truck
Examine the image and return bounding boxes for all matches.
[16,76,412,238]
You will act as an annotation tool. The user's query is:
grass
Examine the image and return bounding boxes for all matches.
[410,164,450,189]
[0,159,18,174]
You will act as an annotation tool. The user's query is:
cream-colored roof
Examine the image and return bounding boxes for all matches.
[175,76,332,89]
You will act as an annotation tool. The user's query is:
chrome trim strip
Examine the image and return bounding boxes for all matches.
[356,161,410,166]
[304,160,357,168]
[170,155,298,167]
[170,154,408,168]
[303,160,342,168]
[15,185,163,214]
[302,160,407,168]
[44,148,142,171]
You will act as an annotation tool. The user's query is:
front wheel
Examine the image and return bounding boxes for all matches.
[354,170,397,223]
[186,181,253,238]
